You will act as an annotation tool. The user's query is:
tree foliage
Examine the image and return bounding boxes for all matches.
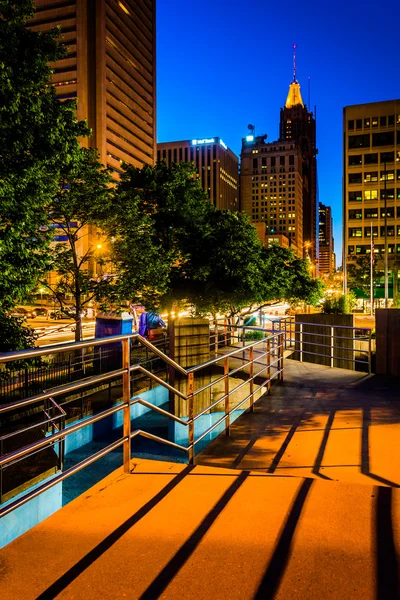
[0,0,89,347]
[347,255,380,295]
[42,148,113,340]
[109,162,324,316]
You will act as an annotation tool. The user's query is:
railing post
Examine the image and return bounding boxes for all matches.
[267,338,271,394]
[122,337,131,474]
[368,330,372,374]
[279,333,284,383]
[249,346,254,412]
[330,326,334,368]
[59,414,65,472]
[299,323,303,362]
[224,356,230,435]
[214,319,218,355]
[187,372,194,464]
[224,319,227,346]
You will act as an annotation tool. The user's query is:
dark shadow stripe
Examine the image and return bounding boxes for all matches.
[230,412,278,469]
[36,465,194,600]
[254,478,314,600]
[312,410,335,481]
[376,486,400,600]
[139,471,249,600]
[267,412,305,473]
[362,408,400,487]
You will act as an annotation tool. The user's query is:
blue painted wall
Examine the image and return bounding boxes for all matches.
[64,386,168,454]
[1,386,168,549]
[0,477,62,549]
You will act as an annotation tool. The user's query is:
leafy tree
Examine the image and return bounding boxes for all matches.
[0,0,89,347]
[0,311,37,353]
[41,148,114,341]
[108,161,212,310]
[109,162,324,318]
[347,255,380,295]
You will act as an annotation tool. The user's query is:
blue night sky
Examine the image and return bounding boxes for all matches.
[157,0,400,265]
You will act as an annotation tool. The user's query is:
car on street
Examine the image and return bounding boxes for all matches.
[34,307,49,318]
[11,307,37,319]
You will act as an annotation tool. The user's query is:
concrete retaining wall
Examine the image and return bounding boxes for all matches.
[376,309,400,377]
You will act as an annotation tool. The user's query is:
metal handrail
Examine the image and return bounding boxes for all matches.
[0,328,285,518]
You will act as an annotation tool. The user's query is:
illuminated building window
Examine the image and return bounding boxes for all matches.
[364,172,378,182]
[380,170,394,180]
[348,227,362,238]
[364,227,378,237]
[364,118,370,128]
[372,117,378,127]
[380,207,395,218]
[364,190,378,200]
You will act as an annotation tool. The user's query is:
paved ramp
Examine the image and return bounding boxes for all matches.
[2,360,400,599]
[196,360,400,487]
[2,459,400,600]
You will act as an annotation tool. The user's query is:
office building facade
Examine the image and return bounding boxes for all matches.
[157,138,239,211]
[279,75,318,262]
[343,100,400,298]
[318,203,335,274]
[31,0,156,177]
[240,136,303,258]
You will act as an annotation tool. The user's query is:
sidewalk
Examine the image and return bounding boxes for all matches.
[1,360,400,599]
[1,458,399,599]
[196,359,400,486]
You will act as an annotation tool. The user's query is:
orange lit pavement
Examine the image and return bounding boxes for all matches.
[2,360,400,599]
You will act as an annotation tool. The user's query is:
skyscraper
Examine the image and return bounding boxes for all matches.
[343,100,400,301]
[318,203,335,274]
[240,135,304,258]
[157,137,239,211]
[279,47,317,262]
[30,0,156,178]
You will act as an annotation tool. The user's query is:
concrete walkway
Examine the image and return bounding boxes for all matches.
[197,359,400,487]
[1,360,400,599]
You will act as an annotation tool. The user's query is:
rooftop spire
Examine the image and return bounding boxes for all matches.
[285,43,304,108]
[293,43,297,82]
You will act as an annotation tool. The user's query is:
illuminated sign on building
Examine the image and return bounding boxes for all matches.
[219,139,228,150]
[246,135,254,142]
[191,138,215,146]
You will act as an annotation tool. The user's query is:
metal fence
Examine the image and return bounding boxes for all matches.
[0,328,284,516]
[0,336,169,405]
[265,316,373,373]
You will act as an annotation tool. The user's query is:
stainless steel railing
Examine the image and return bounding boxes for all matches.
[264,316,372,373]
[0,329,284,518]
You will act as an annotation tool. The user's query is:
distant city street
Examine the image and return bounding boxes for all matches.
[30,318,96,346]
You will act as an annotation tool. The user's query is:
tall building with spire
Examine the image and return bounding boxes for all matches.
[279,45,318,264]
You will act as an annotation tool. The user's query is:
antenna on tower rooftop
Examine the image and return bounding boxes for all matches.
[293,44,297,82]
[308,76,311,108]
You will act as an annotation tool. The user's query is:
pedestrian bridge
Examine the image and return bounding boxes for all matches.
[2,355,400,599]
